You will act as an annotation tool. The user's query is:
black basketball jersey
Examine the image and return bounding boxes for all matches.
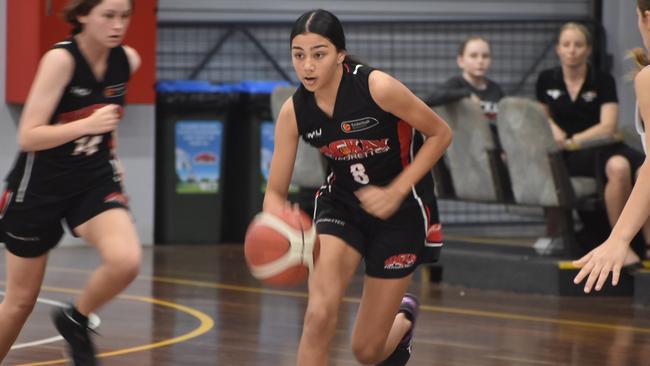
[5,37,130,203]
[293,63,435,210]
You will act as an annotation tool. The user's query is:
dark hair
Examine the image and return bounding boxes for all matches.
[290,9,362,65]
[63,0,134,35]
[457,36,491,56]
[640,0,650,12]
[557,22,592,48]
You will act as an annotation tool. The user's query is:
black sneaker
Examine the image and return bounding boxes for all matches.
[376,293,419,366]
[52,306,98,366]
[397,293,419,349]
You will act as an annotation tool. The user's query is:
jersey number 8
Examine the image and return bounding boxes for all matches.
[350,163,369,184]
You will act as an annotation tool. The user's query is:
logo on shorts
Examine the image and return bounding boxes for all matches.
[384,253,417,270]
[104,192,128,205]
[0,190,13,219]
[5,232,40,242]
[341,117,379,133]
[315,217,346,227]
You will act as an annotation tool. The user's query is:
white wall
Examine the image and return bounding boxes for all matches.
[603,2,644,149]
[0,0,155,245]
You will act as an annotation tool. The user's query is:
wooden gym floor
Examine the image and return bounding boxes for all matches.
[2,244,650,366]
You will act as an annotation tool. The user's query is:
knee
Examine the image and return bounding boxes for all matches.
[1,296,37,319]
[605,156,631,182]
[351,339,385,365]
[105,245,141,281]
[117,251,141,282]
[302,302,338,337]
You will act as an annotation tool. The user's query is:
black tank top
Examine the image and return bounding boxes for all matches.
[293,63,434,210]
[5,37,130,203]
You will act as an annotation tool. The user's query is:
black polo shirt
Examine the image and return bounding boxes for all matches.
[535,66,617,138]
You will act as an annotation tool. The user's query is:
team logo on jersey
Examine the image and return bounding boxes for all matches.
[319,138,390,161]
[384,253,417,270]
[479,101,498,121]
[70,86,92,97]
[546,89,563,100]
[306,128,322,139]
[341,117,379,133]
[581,91,597,102]
[104,83,127,98]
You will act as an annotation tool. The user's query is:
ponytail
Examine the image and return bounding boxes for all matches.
[631,47,650,69]
[629,48,650,78]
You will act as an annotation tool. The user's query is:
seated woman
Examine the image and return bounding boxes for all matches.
[426,36,505,144]
[536,22,648,262]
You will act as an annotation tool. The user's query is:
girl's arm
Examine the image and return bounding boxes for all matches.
[539,103,568,146]
[424,77,471,107]
[18,48,124,152]
[571,102,618,142]
[18,49,85,151]
[573,66,650,292]
[123,45,141,75]
[262,98,300,215]
[356,70,452,219]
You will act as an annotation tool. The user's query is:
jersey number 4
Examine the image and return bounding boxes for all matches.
[350,163,370,184]
[73,136,103,156]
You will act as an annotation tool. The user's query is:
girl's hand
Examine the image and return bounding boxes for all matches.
[84,104,122,135]
[552,128,568,147]
[355,185,406,220]
[573,237,630,293]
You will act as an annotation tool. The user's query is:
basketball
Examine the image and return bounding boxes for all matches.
[244,209,320,287]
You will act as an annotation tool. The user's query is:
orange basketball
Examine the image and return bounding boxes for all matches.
[244,209,320,287]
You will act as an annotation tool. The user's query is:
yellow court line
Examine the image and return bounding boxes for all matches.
[413,339,491,351]
[39,267,650,335]
[558,260,650,270]
[143,275,650,334]
[15,285,214,366]
[444,233,534,246]
[484,355,559,365]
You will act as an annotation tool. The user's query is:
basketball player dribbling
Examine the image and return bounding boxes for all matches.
[0,1,141,364]
[263,9,452,366]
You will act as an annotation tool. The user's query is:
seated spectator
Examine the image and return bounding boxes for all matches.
[426,36,504,145]
[536,22,648,262]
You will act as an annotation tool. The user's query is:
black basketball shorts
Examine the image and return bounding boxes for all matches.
[313,192,443,279]
[0,182,128,258]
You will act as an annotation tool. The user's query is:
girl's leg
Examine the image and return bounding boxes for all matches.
[52,208,140,365]
[604,156,639,263]
[350,275,413,365]
[632,167,650,256]
[297,234,362,366]
[72,208,141,314]
[0,251,48,361]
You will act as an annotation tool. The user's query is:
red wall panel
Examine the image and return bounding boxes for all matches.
[6,0,156,104]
